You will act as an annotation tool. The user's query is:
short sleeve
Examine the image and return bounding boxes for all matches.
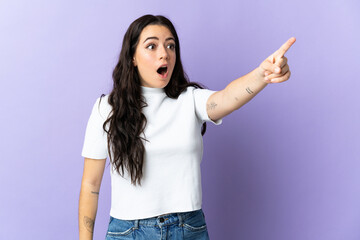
[81,97,109,159]
[193,88,222,125]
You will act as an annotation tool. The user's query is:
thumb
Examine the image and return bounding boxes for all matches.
[261,56,281,74]
[270,55,275,64]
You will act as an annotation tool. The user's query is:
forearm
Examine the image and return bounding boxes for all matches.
[223,67,267,112]
[207,67,267,121]
[78,182,100,240]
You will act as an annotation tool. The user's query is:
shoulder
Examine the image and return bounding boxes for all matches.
[176,86,217,102]
[92,94,112,120]
[183,86,217,99]
[175,86,197,101]
[179,86,199,97]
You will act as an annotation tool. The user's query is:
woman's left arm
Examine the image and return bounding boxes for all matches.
[207,37,296,122]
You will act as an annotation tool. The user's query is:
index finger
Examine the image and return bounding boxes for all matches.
[275,37,296,58]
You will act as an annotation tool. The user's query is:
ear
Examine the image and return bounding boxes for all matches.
[133,57,137,67]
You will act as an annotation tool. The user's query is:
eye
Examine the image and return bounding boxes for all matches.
[146,44,156,50]
[167,43,176,50]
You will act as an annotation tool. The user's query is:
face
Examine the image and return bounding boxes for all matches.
[133,24,176,88]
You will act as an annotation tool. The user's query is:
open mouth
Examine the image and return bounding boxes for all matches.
[157,66,168,77]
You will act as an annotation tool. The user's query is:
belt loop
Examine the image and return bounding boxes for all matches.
[177,212,183,227]
[134,219,139,229]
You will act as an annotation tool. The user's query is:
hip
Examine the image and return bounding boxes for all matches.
[105,208,210,240]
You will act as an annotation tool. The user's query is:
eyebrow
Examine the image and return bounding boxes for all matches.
[143,37,175,43]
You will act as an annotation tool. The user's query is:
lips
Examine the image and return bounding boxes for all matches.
[156,64,168,77]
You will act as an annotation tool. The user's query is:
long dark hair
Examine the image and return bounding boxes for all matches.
[101,15,207,186]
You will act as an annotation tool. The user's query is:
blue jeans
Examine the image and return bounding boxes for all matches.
[105,209,210,240]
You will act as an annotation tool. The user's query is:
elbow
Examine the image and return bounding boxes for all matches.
[81,179,101,192]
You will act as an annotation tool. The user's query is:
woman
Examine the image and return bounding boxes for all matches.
[78,14,295,240]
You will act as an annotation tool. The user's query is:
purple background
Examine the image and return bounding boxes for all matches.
[1,0,359,239]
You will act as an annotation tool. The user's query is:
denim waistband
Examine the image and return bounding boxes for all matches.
[118,209,202,228]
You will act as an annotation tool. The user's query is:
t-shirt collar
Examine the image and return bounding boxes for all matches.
[140,86,165,94]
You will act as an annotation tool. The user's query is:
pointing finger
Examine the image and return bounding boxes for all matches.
[275,37,296,58]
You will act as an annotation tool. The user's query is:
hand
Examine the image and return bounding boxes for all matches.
[257,37,296,84]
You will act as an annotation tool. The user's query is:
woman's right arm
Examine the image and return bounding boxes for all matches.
[79,157,106,240]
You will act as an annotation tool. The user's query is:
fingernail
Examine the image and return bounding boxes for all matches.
[264,77,269,81]
[275,67,281,73]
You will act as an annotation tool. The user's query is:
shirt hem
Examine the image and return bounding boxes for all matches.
[109,206,202,220]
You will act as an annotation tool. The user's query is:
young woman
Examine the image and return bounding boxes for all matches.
[78,14,295,240]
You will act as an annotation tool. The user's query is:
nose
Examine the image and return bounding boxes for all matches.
[159,45,169,60]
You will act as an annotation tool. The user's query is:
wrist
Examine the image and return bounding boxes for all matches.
[253,67,268,85]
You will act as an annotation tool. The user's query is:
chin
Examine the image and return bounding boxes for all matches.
[141,75,172,88]
[158,81,170,89]
[152,78,171,88]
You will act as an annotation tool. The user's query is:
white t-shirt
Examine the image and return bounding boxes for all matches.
[81,86,222,220]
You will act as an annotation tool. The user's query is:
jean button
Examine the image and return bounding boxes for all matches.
[159,217,164,223]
